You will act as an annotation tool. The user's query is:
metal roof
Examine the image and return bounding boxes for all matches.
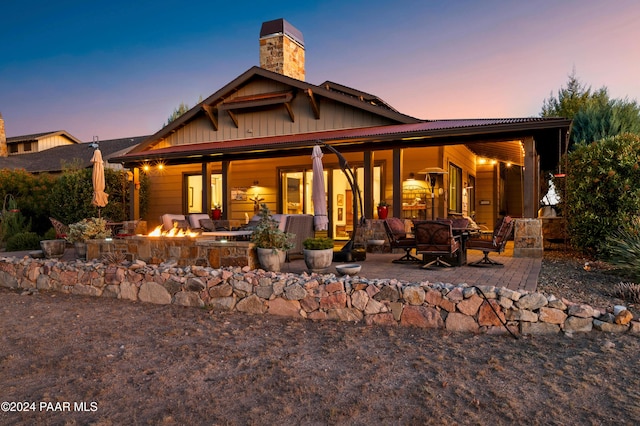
[113,117,571,170]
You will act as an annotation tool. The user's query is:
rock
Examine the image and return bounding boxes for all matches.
[231,279,253,296]
[520,322,560,335]
[320,292,347,310]
[71,284,102,297]
[268,298,301,317]
[538,307,567,325]
[547,299,567,310]
[403,285,425,305]
[174,291,204,307]
[613,305,627,316]
[300,295,319,312]
[506,309,538,322]
[614,309,634,325]
[445,313,479,333]
[446,287,464,302]
[186,277,205,291]
[400,306,443,328]
[593,319,629,333]
[629,321,640,334]
[209,283,233,298]
[364,298,386,315]
[139,282,172,305]
[477,300,505,327]
[255,284,273,299]
[563,316,593,333]
[209,296,236,311]
[236,294,267,314]
[365,312,397,326]
[373,285,399,302]
[350,290,369,311]
[327,308,363,322]
[567,304,600,318]
[457,294,484,316]
[389,302,403,321]
[119,281,138,301]
[516,293,547,310]
[284,283,307,301]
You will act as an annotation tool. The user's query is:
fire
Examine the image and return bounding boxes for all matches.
[148,225,199,238]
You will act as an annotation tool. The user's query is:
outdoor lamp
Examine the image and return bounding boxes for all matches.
[418,167,447,220]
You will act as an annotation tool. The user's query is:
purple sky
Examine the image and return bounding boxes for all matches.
[2,0,639,142]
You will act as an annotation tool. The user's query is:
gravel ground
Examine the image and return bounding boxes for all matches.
[537,248,639,318]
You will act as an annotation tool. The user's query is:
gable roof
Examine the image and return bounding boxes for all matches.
[0,136,146,173]
[129,66,421,154]
[7,130,82,144]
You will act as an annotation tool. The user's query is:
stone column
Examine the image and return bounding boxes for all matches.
[513,218,543,258]
[0,113,7,157]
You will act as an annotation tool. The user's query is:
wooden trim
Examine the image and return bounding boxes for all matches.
[306,89,320,119]
[227,110,238,128]
[201,105,218,131]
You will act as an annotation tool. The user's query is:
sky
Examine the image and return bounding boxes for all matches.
[1,0,639,142]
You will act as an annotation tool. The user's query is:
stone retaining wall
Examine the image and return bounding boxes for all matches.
[0,256,637,336]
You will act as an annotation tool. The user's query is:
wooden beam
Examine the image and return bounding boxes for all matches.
[306,89,320,119]
[284,102,295,122]
[201,105,218,131]
[227,110,238,128]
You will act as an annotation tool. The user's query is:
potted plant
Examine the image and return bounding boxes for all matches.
[211,203,222,220]
[250,204,294,272]
[302,237,334,273]
[377,200,389,219]
[66,217,112,259]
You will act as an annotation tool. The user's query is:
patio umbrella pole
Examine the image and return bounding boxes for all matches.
[320,142,365,254]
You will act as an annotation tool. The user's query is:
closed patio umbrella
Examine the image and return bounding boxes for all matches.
[91,148,109,214]
[311,145,328,231]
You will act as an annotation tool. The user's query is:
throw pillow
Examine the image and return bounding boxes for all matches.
[199,218,216,231]
[172,219,190,230]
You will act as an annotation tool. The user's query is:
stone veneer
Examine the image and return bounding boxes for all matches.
[0,255,637,336]
[513,218,544,258]
[86,236,257,269]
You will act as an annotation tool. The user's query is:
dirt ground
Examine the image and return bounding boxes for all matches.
[1,252,639,425]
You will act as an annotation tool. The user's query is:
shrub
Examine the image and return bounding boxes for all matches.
[565,133,640,256]
[303,237,334,250]
[613,282,640,303]
[605,216,640,281]
[250,204,294,250]
[6,232,41,251]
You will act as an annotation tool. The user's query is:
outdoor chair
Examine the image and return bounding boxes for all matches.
[383,217,420,263]
[282,214,315,261]
[49,217,69,239]
[466,216,514,267]
[414,220,460,268]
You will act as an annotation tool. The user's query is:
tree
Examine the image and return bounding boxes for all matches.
[165,102,190,126]
[541,71,640,149]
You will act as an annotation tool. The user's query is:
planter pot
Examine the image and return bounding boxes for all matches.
[40,239,66,259]
[377,206,389,219]
[211,208,222,220]
[74,242,87,259]
[303,248,333,273]
[256,247,286,272]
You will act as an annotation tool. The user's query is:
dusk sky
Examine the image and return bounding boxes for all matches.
[2,0,639,142]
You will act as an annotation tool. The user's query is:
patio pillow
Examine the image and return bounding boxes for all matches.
[199,218,216,231]
[385,217,406,239]
[172,219,190,230]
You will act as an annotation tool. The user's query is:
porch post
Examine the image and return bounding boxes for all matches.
[364,150,374,219]
[201,162,212,215]
[129,167,140,220]
[222,161,231,219]
[392,148,403,218]
[523,136,538,218]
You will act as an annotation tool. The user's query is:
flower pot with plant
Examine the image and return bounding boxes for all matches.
[377,201,389,219]
[66,217,112,259]
[250,204,294,272]
[211,204,222,220]
[302,237,334,273]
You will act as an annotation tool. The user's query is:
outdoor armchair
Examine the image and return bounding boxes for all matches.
[383,217,420,263]
[414,220,460,268]
[466,216,514,267]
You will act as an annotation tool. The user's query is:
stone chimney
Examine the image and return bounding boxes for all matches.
[0,113,7,157]
[259,18,305,81]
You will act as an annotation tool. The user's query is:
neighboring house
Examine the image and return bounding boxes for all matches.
[4,130,81,156]
[111,18,571,237]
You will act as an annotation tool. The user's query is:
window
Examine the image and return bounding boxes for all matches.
[448,163,462,213]
[466,175,476,217]
[9,144,18,154]
[23,142,32,152]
